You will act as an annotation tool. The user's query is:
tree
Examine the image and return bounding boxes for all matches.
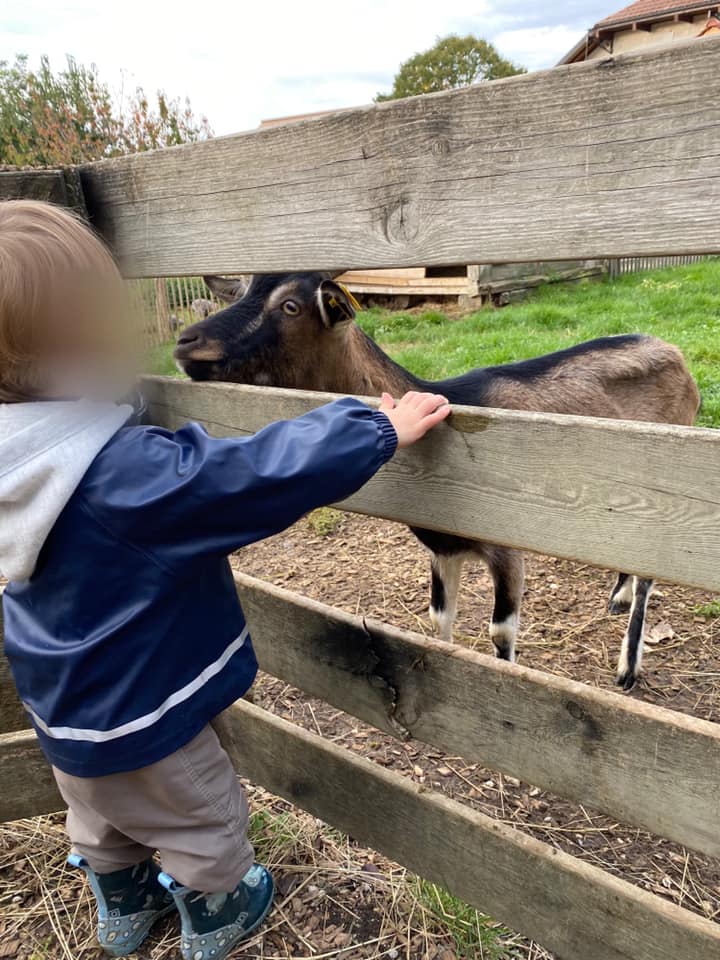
[0,54,212,166]
[118,88,212,155]
[376,34,525,102]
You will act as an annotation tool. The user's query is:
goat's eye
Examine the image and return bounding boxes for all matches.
[282,300,301,316]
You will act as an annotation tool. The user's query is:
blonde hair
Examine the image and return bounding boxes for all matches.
[0,200,121,402]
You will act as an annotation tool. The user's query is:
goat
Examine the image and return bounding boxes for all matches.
[191,279,248,321]
[191,298,216,320]
[174,273,701,690]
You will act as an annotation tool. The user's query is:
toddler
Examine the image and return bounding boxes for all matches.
[0,200,450,958]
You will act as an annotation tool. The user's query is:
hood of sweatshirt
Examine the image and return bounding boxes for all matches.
[0,401,131,581]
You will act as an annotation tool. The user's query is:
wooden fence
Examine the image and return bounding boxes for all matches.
[2,36,720,960]
[609,255,710,277]
[129,276,227,345]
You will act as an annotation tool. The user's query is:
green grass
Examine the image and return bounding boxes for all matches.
[249,808,303,856]
[412,879,513,958]
[306,506,344,537]
[147,339,180,377]
[147,261,720,427]
[694,599,720,618]
[359,262,720,428]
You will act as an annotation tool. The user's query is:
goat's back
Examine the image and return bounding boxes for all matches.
[435,334,699,426]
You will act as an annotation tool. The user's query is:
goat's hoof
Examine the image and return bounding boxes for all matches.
[615,670,639,692]
[492,645,515,662]
[608,598,631,616]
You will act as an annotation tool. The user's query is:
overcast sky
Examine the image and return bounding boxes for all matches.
[2,1,613,135]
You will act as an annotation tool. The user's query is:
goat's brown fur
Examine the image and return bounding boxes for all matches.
[482,338,699,424]
[308,323,700,427]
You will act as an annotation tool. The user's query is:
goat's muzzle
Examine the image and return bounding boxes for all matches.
[174,331,226,364]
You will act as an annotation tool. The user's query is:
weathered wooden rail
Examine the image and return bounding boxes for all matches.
[141,377,720,592]
[2,34,720,960]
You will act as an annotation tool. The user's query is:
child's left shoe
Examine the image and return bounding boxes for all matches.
[158,863,274,960]
[68,854,176,956]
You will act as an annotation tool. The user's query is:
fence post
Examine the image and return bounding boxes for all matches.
[0,168,86,214]
[153,278,172,341]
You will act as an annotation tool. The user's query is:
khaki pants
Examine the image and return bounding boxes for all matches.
[53,724,254,892]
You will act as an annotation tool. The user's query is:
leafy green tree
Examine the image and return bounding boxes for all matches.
[376,34,525,102]
[116,87,212,154]
[0,54,212,166]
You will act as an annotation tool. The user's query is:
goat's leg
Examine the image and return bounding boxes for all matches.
[429,552,465,642]
[484,547,525,661]
[410,529,523,654]
[616,577,653,691]
[410,527,470,643]
[608,572,633,615]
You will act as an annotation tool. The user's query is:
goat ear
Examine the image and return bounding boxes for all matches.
[317,280,359,327]
[204,275,248,303]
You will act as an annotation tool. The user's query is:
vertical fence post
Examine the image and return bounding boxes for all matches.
[154,278,171,341]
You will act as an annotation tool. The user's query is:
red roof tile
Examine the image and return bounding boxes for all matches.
[598,0,711,26]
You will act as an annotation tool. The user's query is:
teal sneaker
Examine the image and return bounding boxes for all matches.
[68,854,175,957]
[158,863,274,960]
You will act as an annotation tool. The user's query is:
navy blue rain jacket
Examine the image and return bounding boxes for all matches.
[3,399,397,776]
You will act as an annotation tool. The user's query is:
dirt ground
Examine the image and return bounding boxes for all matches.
[2,511,719,959]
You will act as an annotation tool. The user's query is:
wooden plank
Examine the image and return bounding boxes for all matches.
[0,169,68,204]
[484,266,606,294]
[340,282,472,296]
[0,730,63,822]
[0,168,87,214]
[0,606,29,734]
[338,274,466,289]
[338,268,426,280]
[236,574,720,857]
[215,700,720,960]
[142,378,720,592]
[79,40,720,277]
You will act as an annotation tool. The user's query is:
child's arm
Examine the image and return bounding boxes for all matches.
[85,393,449,565]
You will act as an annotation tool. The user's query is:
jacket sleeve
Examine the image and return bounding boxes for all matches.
[83,398,397,567]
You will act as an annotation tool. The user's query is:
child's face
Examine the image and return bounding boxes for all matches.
[42,268,140,401]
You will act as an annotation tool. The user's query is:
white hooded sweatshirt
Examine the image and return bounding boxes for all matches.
[0,401,131,581]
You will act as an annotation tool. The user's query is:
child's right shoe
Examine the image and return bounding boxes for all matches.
[158,863,274,960]
[68,854,175,956]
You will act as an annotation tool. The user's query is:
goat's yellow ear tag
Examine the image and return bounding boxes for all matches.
[338,283,362,311]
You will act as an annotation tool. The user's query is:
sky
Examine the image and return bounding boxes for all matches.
[1,1,614,135]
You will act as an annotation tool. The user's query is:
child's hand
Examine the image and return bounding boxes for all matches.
[379,391,451,448]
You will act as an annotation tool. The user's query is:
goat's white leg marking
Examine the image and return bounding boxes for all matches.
[485,548,524,663]
[490,612,520,662]
[429,553,465,643]
[616,577,653,691]
[608,572,633,614]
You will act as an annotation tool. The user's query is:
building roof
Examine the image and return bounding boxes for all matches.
[558,1,718,63]
[598,0,713,27]
[698,12,720,32]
